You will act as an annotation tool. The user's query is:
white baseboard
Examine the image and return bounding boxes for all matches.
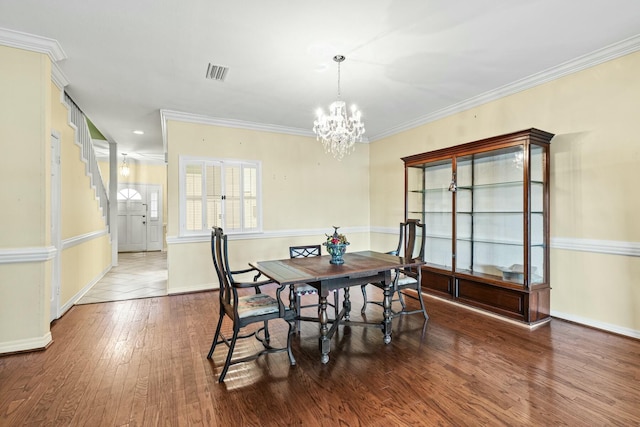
[167,282,218,295]
[60,264,111,315]
[424,293,639,338]
[0,332,52,354]
[550,310,640,340]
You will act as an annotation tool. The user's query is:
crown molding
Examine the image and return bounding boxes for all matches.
[161,109,313,160]
[371,34,640,141]
[160,109,371,153]
[162,108,313,135]
[51,61,69,89]
[0,27,70,88]
[0,27,67,62]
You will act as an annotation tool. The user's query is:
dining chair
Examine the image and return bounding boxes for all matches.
[289,245,340,332]
[360,219,428,319]
[207,227,296,382]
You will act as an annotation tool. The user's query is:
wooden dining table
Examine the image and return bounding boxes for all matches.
[250,250,425,364]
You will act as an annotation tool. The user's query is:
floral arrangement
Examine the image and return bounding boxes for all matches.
[325,226,349,246]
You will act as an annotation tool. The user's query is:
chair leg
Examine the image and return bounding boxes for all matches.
[360,284,368,314]
[397,289,407,311]
[286,319,297,366]
[207,310,225,359]
[333,290,339,318]
[263,320,270,344]
[416,288,429,320]
[218,325,240,383]
[295,294,301,333]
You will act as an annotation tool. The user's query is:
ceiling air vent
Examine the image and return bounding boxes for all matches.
[206,63,229,82]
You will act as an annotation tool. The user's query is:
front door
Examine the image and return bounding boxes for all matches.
[117,184,163,252]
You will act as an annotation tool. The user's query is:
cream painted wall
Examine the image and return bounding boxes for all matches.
[165,121,370,293]
[370,51,640,334]
[0,46,52,352]
[99,160,168,234]
[0,46,51,247]
[60,234,112,303]
[0,262,50,341]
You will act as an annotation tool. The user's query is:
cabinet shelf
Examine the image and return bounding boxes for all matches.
[403,128,553,325]
[456,180,543,191]
[426,234,453,240]
[410,180,543,194]
[457,211,544,215]
[456,237,545,247]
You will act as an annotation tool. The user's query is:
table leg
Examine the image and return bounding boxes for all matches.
[289,284,296,311]
[319,294,330,363]
[289,284,297,332]
[343,287,351,321]
[382,281,393,344]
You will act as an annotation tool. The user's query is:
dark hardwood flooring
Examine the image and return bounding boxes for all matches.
[1,286,639,426]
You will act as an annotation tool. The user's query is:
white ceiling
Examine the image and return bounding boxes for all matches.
[1,1,639,161]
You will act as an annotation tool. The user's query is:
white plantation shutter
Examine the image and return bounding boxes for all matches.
[206,164,223,229]
[225,165,242,231]
[181,157,261,234]
[185,164,203,231]
[243,166,258,229]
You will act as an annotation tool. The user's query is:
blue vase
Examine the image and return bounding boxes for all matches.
[325,242,348,265]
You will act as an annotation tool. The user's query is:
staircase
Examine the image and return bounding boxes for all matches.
[64,93,110,229]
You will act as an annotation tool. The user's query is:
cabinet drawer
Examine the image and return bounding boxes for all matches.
[421,270,452,297]
[456,279,525,320]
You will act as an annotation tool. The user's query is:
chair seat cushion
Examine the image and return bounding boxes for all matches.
[237,293,280,318]
[294,283,318,295]
[396,274,418,286]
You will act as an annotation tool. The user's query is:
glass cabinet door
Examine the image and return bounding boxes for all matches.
[455,146,526,283]
[407,160,453,269]
[530,144,546,284]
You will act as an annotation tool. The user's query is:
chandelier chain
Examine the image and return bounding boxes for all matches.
[337,60,341,99]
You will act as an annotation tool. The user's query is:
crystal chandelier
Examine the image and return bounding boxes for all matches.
[313,55,365,160]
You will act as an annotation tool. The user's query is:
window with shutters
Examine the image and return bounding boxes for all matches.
[180,156,262,235]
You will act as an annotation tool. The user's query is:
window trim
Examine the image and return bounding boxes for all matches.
[179,155,263,236]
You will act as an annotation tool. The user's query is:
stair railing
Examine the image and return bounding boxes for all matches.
[64,93,110,229]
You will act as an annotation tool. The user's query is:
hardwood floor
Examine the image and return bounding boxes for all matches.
[1,287,639,426]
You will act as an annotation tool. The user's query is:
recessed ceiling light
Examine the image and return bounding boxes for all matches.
[133,130,144,135]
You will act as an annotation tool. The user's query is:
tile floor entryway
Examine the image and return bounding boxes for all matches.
[76,251,167,304]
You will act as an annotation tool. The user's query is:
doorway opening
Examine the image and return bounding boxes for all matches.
[117,183,163,252]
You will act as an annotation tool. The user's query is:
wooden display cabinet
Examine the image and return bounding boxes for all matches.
[403,128,554,325]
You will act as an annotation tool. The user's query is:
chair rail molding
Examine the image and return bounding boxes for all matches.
[551,237,640,257]
[62,229,109,250]
[0,246,56,264]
